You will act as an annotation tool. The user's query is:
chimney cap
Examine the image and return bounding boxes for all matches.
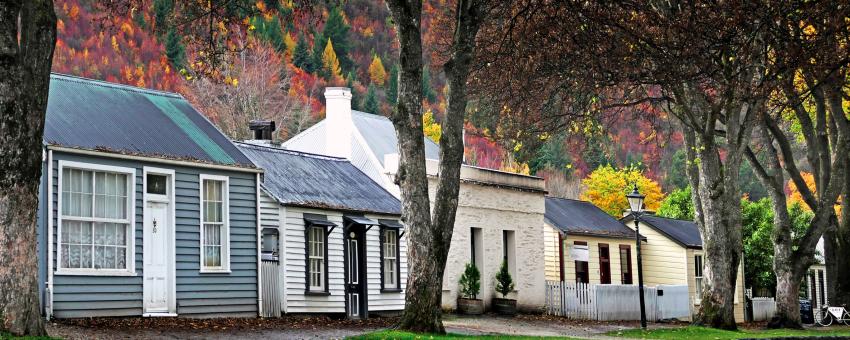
[324,87,352,99]
[249,120,276,131]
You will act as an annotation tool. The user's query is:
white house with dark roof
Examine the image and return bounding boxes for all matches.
[282,88,547,312]
[236,135,406,319]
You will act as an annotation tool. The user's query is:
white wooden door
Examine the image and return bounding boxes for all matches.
[144,201,171,313]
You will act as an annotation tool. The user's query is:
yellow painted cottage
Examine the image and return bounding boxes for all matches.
[620,214,746,323]
[543,197,640,285]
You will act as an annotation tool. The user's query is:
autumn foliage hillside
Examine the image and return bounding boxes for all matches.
[51,0,689,195]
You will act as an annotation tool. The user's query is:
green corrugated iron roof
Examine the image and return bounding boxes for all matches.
[44,74,253,167]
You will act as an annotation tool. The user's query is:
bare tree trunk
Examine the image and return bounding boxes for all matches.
[685,130,745,330]
[0,0,56,336]
[386,0,486,333]
[826,154,850,308]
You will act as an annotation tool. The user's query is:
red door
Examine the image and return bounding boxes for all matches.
[599,244,611,284]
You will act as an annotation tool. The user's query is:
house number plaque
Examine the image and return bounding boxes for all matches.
[152,219,158,233]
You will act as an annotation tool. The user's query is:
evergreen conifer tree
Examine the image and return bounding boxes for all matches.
[321,6,353,72]
[165,28,186,69]
[387,64,399,104]
[422,65,436,102]
[364,84,379,114]
[293,33,311,71]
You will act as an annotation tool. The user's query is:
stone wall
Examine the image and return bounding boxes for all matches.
[432,178,547,312]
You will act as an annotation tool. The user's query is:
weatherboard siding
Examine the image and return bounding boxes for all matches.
[363,212,407,312]
[281,206,346,313]
[543,224,561,281]
[45,152,258,318]
[626,221,688,286]
[274,204,406,314]
[559,233,638,286]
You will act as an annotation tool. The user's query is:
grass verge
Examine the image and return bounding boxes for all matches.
[609,325,850,339]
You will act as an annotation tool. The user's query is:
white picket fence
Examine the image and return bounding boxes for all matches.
[545,281,690,321]
[751,297,776,322]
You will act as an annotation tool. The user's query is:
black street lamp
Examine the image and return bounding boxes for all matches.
[626,184,647,330]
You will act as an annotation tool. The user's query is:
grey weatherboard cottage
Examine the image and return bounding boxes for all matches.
[37,74,263,318]
[236,136,406,319]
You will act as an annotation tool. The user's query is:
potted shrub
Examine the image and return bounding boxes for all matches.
[493,260,517,315]
[457,262,484,315]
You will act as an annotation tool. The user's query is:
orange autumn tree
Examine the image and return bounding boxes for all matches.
[787,172,842,216]
[581,164,664,216]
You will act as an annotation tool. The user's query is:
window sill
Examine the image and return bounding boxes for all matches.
[55,270,137,277]
[200,269,231,274]
[381,288,403,293]
[304,291,331,296]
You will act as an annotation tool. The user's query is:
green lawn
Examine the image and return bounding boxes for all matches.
[0,332,56,340]
[609,325,850,339]
[349,330,579,340]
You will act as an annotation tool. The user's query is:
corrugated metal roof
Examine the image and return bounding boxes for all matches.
[236,142,401,215]
[545,197,637,238]
[44,74,253,167]
[634,215,703,249]
[351,110,441,165]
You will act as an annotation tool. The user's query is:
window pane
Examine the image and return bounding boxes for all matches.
[117,247,127,269]
[69,244,81,268]
[205,224,221,246]
[205,246,221,267]
[146,174,167,195]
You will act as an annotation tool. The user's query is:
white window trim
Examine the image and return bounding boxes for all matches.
[143,166,177,314]
[382,228,399,288]
[307,226,326,291]
[55,160,136,276]
[199,174,231,273]
[694,253,703,305]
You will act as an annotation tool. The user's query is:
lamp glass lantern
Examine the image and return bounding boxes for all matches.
[626,184,645,213]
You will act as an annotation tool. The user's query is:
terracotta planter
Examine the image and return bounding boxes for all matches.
[492,298,517,316]
[457,297,484,315]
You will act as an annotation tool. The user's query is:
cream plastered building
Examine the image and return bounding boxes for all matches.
[282,87,548,312]
[621,214,746,323]
[543,197,639,285]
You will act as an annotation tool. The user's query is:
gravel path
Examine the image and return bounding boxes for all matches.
[442,314,680,339]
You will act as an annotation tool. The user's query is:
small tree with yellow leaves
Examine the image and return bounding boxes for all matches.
[322,38,343,82]
[580,164,664,216]
[369,55,387,86]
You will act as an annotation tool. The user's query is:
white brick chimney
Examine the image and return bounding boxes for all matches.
[324,87,353,159]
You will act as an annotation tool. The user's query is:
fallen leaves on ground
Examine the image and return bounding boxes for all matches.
[54,315,399,332]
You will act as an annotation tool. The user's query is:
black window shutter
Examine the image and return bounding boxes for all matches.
[379,226,385,290]
[304,225,310,292]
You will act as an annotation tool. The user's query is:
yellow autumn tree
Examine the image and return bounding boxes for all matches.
[283,32,296,59]
[322,38,343,82]
[580,164,664,216]
[422,109,441,143]
[369,55,387,86]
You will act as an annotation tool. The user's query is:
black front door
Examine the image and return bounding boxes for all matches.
[345,227,367,318]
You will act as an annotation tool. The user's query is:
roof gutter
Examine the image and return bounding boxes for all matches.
[47,145,263,173]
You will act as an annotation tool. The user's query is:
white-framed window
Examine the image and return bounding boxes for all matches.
[307,226,326,291]
[382,228,399,289]
[694,254,703,304]
[57,161,135,275]
[200,175,230,272]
